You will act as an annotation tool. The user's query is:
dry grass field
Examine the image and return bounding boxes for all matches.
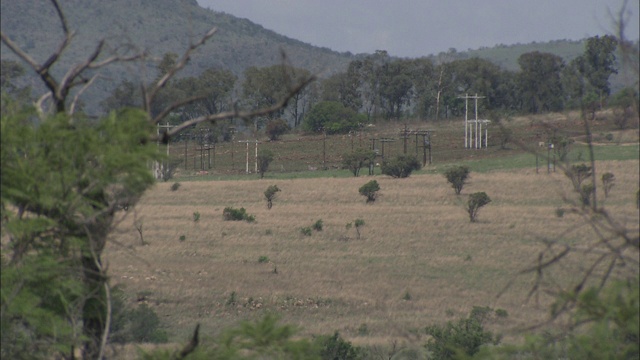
[104,155,639,350]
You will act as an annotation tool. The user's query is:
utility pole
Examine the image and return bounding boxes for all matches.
[457,93,486,149]
[238,140,257,174]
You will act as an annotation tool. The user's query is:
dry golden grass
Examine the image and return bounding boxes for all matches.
[104,159,639,348]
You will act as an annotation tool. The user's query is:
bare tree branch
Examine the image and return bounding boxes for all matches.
[152,95,209,125]
[145,27,218,113]
[174,324,200,360]
[69,74,101,115]
[157,74,317,142]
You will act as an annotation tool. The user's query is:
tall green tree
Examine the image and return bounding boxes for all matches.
[377,59,414,120]
[408,57,436,120]
[303,101,364,134]
[517,51,565,113]
[576,35,618,100]
[1,103,161,359]
[360,50,390,121]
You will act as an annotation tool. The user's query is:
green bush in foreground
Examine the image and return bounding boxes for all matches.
[424,307,500,359]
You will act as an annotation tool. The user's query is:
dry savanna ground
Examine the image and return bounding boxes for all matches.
[105,158,639,350]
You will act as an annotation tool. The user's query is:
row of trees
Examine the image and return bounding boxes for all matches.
[88,34,631,143]
[321,36,626,123]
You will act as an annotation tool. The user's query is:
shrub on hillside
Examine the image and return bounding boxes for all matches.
[444,165,470,195]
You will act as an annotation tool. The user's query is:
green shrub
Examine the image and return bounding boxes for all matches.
[193,211,200,222]
[128,304,168,344]
[381,154,421,178]
[315,331,362,360]
[359,180,380,203]
[313,219,324,231]
[342,148,376,177]
[257,149,274,179]
[601,172,615,198]
[495,309,509,318]
[303,101,365,134]
[258,256,269,263]
[264,185,280,209]
[223,207,255,222]
[424,307,500,359]
[444,165,470,195]
[300,227,312,236]
[467,192,491,222]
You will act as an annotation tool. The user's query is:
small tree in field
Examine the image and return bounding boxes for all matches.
[569,163,592,191]
[445,165,471,195]
[264,185,280,210]
[342,148,376,177]
[467,192,491,222]
[257,149,274,178]
[359,180,380,203]
[601,172,615,198]
[381,154,421,178]
[346,219,366,239]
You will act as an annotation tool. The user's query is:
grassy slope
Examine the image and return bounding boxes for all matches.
[105,111,639,348]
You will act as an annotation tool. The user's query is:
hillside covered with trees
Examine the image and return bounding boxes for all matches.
[2,0,637,120]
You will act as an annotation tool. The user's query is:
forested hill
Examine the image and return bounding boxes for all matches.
[0,0,354,76]
[0,0,355,113]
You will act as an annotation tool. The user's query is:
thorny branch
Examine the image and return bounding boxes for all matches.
[1,0,145,114]
[494,1,639,333]
[156,73,317,142]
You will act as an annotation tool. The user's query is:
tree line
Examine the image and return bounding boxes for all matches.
[3,34,632,142]
[90,34,634,142]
